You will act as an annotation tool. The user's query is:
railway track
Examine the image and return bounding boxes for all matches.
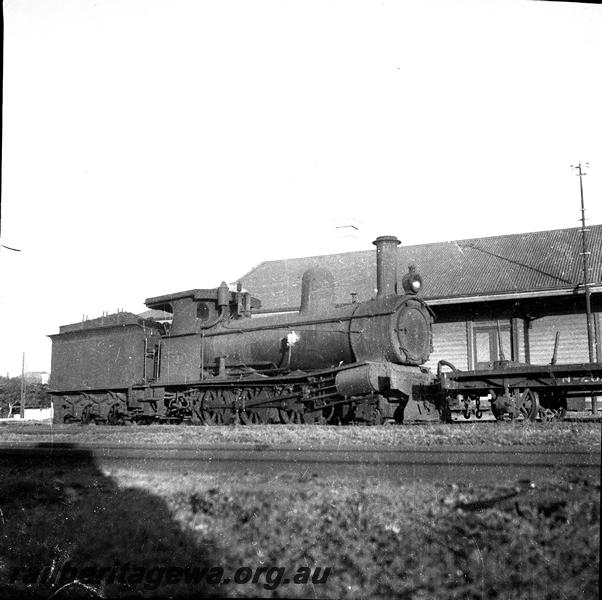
[1,442,599,484]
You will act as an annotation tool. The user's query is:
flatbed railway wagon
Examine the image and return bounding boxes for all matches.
[437,359,602,421]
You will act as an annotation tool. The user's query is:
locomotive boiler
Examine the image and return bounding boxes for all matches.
[49,236,442,425]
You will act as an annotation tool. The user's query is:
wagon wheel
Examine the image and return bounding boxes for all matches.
[538,393,567,422]
[517,388,539,421]
[539,406,566,422]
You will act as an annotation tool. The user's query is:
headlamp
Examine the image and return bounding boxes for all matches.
[401,265,423,295]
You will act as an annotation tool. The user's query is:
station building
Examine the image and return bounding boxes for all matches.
[236,225,602,372]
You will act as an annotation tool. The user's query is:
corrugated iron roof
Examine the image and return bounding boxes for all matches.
[237,225,602,310]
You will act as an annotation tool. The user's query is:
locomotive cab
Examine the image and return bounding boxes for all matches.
[145,285,262,336]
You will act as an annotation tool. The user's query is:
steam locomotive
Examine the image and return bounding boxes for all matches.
[49,236,446,425]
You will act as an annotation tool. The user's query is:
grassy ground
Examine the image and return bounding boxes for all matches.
[1,421,600,448]
[0,458,599,599]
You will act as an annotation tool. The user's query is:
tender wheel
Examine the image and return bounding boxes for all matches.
[80,404,92,425]
[107,404,123,426]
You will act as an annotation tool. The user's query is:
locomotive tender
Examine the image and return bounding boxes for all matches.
[49,235,445,425]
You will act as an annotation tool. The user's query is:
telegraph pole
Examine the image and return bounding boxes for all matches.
[20,353,26,419]
[571,161,597,414]
[572,162,595,362]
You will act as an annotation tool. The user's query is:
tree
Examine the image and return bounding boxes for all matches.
[0,377,50,417]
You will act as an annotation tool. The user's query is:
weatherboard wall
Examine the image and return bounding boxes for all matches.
[527,311,601,365]
[425,321,469,371]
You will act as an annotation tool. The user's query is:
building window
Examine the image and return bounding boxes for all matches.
[473,324,512,369]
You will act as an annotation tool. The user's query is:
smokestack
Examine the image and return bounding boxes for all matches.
[373,235,401,298]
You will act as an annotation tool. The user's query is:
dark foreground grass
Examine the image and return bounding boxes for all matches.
[1,420,601,448]
[0,459,599,599]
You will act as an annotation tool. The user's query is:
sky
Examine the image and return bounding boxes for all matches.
[1,0,601,376]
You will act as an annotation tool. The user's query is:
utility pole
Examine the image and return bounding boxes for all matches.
[571,161,597,414]
[20,353,26,419]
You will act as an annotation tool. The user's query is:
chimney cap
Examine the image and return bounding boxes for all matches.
[372,235,401,246]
